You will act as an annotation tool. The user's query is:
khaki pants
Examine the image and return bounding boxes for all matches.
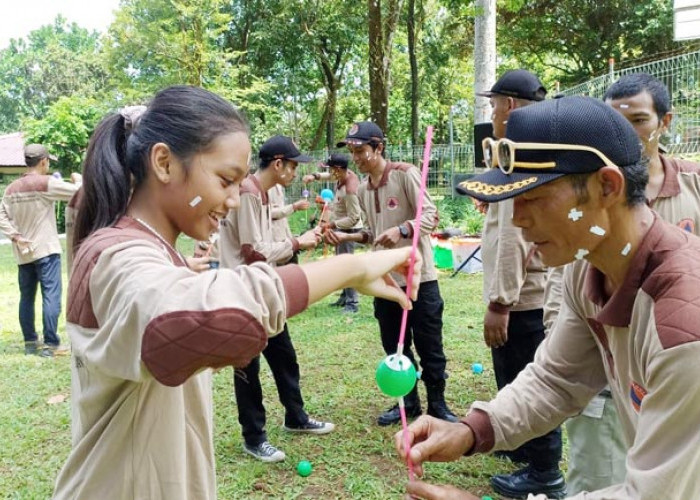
[566,392,628,495]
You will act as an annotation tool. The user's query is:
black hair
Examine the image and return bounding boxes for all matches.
[566,158,648,207]
[74,85,249,249]
[603,73,671,121]
[25,156,43,168]
[259,157,275,169]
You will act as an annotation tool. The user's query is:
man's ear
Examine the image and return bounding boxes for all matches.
[150,143,172,183]
[596,166,625,205]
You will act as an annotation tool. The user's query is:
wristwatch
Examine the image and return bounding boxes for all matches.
[398,224,409,238]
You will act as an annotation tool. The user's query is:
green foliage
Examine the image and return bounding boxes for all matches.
[0,16,109,133]
[436,196,485,236]
[21,95,107,174]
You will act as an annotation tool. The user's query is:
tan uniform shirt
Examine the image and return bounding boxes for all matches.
[54,217,308,500]
[357,161,438,287]
[0,172,80,264]
[465,216,700,500]
[219,175,299,268]
[481,198,546,311]
[268,184,294,243]
[331,169,362,230]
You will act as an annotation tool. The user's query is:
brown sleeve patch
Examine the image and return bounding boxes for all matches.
[141,308,268,387]
[275,264,309,317]
[66,219,169,329]
[642,256,700,349]
[5,175,49,195]
[345,172,360,195]
[461,409,495,454]
[241,243,267,264]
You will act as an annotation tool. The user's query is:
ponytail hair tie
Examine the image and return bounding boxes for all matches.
[120,105,147,134]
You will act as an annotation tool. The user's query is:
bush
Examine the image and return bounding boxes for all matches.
[435,196,484,236]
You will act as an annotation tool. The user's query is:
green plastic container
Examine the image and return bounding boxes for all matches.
[433,245,453,269]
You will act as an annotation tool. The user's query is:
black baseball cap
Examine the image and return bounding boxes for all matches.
[337,121,385,148]
[321,153,349,169]
[456,96,642,202]
[476,69,547,102]
[258,135,312,163]
[24,144,57,161]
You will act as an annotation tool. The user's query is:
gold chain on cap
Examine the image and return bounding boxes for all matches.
[458,177,538,195]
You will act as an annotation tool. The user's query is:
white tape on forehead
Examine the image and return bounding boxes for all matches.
[568,208,583,222]
[621,242,631,256]
[189,196,202,207]
[575,248,589,260]
[590,225,606,236]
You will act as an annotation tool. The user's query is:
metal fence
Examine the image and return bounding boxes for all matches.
[558,50,700,156]
[290,50,700,201]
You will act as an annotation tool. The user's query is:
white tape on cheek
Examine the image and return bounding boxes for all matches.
[189,196,202,207]
[575,248,589,260]
[568,208,583,222]
[590,225,606,236]
[621,242,631,256]
[619,104,629,109]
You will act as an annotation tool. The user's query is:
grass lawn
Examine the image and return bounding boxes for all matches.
[0,237,543,499]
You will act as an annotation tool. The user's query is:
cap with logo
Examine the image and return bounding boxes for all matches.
[476,69,547,102]
[456,96,642,203]
[337,121,385,148]
[258,135,312,163]
[321,153,349,169]
[24,144,57,162]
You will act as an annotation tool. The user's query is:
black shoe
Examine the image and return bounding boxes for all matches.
[494,449,529,465]
[283,417,335,435]
[377,402,422,426]
[329,297,346,307]
[342,303,358,314]
[426,400,459,422]
[490,466,566,499]
[24,341,39,355]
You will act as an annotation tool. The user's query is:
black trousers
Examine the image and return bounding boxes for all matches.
[234,324,307,446]
[373,280,447,385]
[491,308,562,471]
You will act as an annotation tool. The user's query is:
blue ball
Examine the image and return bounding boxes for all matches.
[320,188,334,202]
[472,363,483,375]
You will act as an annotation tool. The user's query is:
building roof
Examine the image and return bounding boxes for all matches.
[0,133,28,173]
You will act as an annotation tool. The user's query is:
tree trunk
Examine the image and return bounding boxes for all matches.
[368,0,387,131]
[474,0,496,124]
[407,0,419,146]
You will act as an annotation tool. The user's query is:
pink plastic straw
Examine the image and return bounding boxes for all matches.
[397,125,434,481]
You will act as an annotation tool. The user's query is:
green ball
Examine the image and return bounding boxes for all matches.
[375,354,417,397]
[297,460,312,477]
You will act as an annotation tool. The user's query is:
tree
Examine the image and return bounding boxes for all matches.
[0,17,108,133]
[499,0,692,86]
[368,0,405,132]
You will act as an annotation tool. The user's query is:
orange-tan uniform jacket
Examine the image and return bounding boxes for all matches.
[53,216,309,500]
[356,161,438,287]
[330,169,363,230]
[0,172,80,265]
[268,184,294,243]
[219,175,299,268]
[463,215,700,500]
[481,197,546,314]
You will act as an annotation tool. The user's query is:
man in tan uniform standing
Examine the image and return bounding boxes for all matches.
[398,96,700,500]
[561,72,700,495]
[470,70,565,498]
[219,135,334,463]
[329,122,458,425]
[303,153,363,313]
[0,144,81,357]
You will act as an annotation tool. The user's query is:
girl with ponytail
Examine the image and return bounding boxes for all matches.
[54,85,421,499]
